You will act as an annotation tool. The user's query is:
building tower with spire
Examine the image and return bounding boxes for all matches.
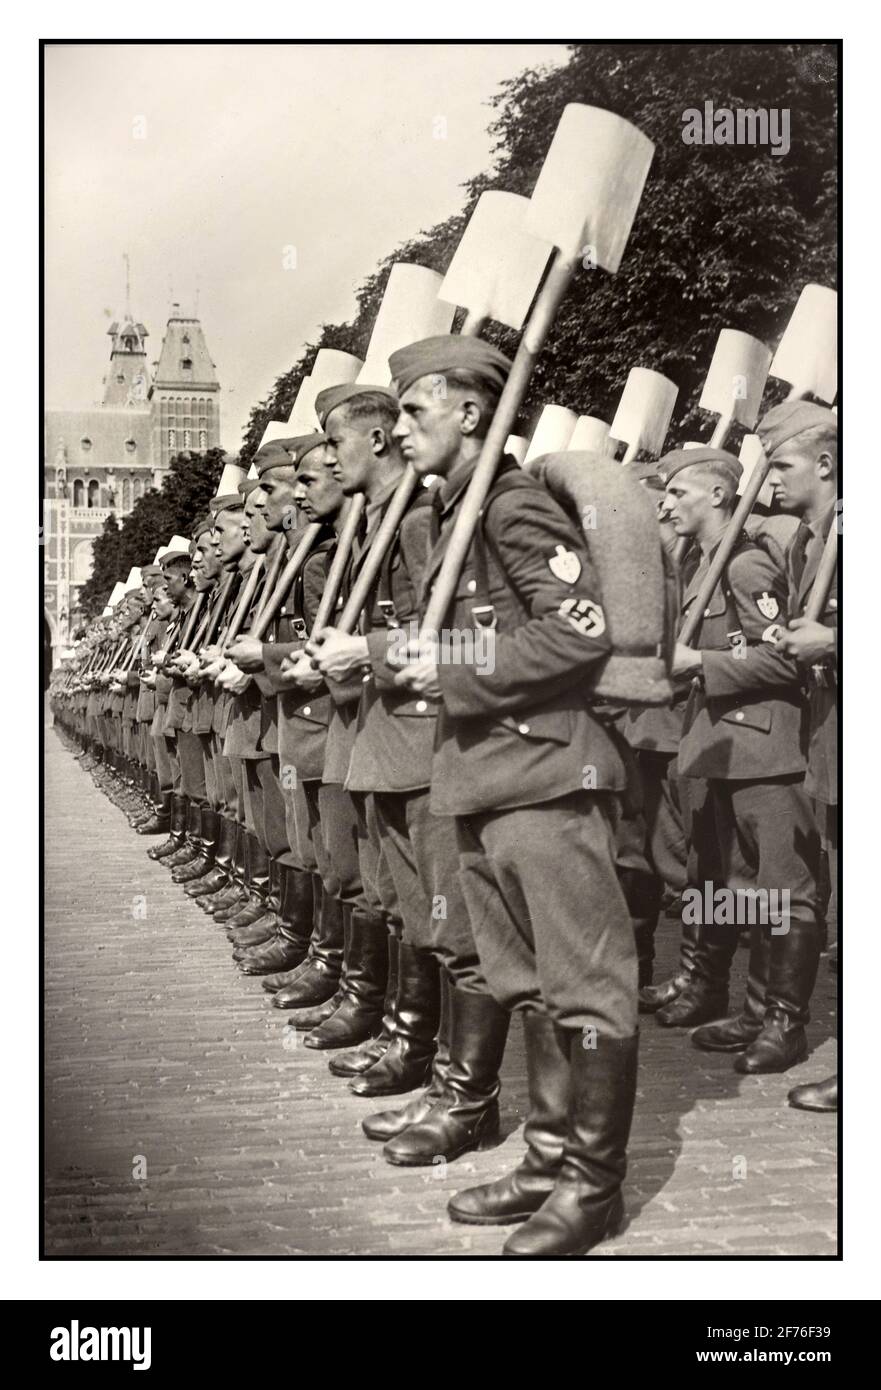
[150,303,221,468]
[43,291,222,664]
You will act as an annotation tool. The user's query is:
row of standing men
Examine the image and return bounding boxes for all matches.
[51,334,839,1256]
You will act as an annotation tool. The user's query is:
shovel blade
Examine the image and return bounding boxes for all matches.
[610,367,679,457]
[699,329,772,430]
[770,284,837,402]
[439,190,553,331]
[358,263,455,386]
[526,104,655,270]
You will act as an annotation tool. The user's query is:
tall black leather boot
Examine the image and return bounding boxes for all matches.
[186,813,234,896]
[788,1074,837,1112]
[449,1010,569,1223]
[382,984,509,1164]
[259,873,323,992]
[304,911,389,1049]
[282,904,354,1031]
[232,856,282,950]
[330,932,400,1078]
[136,787,172,837]
[273,886,344,1009]
[503,1031,638,1257]
[218,834,270,926]
[692,921,772,1052]
[621,868,662,990]
[164,800,203,868]
[257,870,317,988]
[736,920,822,1074]
[361,965,450,1136]
[130,769,159,826]
[202,822,247,912]
[147,793,186,859]
[237,865,313,975]
[638,917,699,1013]
[656,920,736,1027]
[348,945,440,1097]
[174,806,219,883]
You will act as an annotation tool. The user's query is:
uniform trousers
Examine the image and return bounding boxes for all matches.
[689,777,820,929]
[178,730,207,803]
[456,790,638,1035]
[284,773,319,876]
[374,788,487,991]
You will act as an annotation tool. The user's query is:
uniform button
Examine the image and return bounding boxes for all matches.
[734,711,744,721]
[416,700,427,713]
[704,608,711,617]
[518,722,530,734]
[303,705,311,716]
[467,579,476,593]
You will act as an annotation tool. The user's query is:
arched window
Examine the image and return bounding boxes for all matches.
[132,477,143,501]
[72,479,85,508]
[183,429,192,448]
[121,478,131,512]
[198,429,207,450]
[87,480,100,509]
[168,429,176,450]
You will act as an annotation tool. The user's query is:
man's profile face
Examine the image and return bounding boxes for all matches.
[244,490,273,553]
[767,445,830,516]
[293,456,344,522]
[661,469,719,538]
[392,377,470,477]
[152,584,173,620]
[324,410,380,494]
[260,470,299,533]
[214,511,247,565]
[163,563,189,600]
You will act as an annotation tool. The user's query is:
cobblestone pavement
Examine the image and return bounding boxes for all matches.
[43,730,838,1257]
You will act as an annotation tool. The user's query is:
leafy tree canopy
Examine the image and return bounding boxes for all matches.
[242,42,836,458]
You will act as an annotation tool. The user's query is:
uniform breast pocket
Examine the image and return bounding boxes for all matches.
[719,704,772,734]
[497,707,573,746]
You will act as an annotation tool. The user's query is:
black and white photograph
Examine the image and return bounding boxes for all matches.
[27,22,856,1318]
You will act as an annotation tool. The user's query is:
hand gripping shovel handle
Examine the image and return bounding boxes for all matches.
[250,523,323,640]
[421,251,577,635]
[336,471,422,634]
[310,495,367,634]
[220,556,266,653]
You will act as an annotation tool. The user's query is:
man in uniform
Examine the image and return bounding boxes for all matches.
[656,447,821,1075]
[310,378,512,1164]
[759,401,839,1112]
[390,334,639,1256]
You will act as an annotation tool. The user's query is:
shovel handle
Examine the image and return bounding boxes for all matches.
[421,250,578,635]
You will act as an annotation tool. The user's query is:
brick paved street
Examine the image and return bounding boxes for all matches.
[43,730,838,1258]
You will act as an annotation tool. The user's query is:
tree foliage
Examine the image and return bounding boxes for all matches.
[79,448,225,616]
[242,41,836,459]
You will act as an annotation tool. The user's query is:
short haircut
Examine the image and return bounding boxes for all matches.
[338,391,400,435]
[678,459,739,506]
[794,423,838,462]
[441,368,502,438]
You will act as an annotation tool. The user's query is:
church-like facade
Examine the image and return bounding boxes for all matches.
[43,305,221,664]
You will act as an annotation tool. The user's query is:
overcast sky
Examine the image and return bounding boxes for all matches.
[44,42,568,444]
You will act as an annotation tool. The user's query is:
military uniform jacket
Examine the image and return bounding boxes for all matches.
[261,530,336,782]
[677,531,806,781]
[347,487,438,795]
[136,617,166,723]
[192,582,224,737]
[222,558,268,759]
[323,483,406,786]
[423,457,626,817]
[788,503,838,806]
